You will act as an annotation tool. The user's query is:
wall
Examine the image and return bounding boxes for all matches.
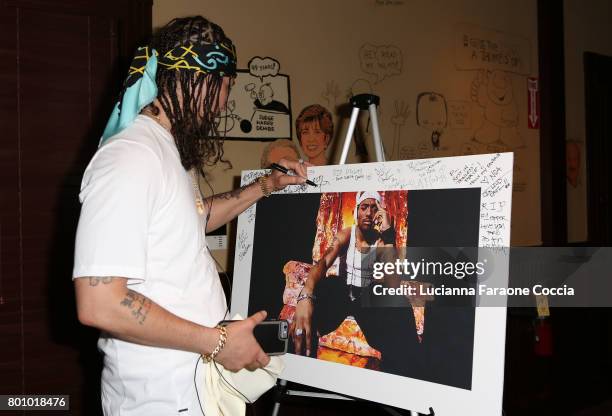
[153,0,541,268]
[564,0,612,242]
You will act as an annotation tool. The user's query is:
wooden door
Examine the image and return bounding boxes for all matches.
[0,1,151,414]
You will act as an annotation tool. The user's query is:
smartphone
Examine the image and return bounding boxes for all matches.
[220,319,289,356]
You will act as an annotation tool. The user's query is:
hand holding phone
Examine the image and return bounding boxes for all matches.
[220,318,289,356]
[213,311,270,372]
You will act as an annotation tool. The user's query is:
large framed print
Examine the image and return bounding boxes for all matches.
[230,153,513,415]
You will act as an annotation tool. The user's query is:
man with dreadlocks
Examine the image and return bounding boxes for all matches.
[72,16,309,415]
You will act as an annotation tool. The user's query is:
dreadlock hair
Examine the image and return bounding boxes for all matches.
[149,16,234,172]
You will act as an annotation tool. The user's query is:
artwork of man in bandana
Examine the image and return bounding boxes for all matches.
[291,191,421,375]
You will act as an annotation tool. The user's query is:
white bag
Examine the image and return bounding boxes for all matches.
[199,314,285,416]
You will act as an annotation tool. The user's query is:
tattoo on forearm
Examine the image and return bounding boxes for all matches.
[213,184,249,201]
[88,277,114,286]
[119,289,152,325]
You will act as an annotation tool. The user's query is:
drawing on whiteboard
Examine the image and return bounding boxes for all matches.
[417,92,448,152]
[389,100,411,159]
[214,56,291,140]
[321,80,341,109]
[470,70,524,150]
[359,43,403,84]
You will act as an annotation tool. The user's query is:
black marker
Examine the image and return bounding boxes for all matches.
[269,163,317,187]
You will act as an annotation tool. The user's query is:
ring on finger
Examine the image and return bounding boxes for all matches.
[295,328,303,336]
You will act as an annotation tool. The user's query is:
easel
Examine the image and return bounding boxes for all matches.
[338,93,385,164]
[271,94,433,416]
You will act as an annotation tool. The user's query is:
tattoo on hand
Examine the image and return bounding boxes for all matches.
[213,184,249,201]
[120,289,152,325]
[88,277,114,286]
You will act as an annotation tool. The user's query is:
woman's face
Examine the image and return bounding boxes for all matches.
[299,121,328,159]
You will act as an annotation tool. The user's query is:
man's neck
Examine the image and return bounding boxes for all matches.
[141,101,172,133]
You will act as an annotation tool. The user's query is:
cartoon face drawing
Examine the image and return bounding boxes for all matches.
[258,84,274,106]
[416,92,448,131]
[487,71,514,106]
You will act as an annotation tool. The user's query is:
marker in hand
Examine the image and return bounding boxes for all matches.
[269,163,317,187]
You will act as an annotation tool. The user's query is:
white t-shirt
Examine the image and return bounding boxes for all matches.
[345,226,377,287]
[73,115,227,416]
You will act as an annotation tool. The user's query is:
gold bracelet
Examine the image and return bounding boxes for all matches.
[203,325,227,362]
[258,175,272,197]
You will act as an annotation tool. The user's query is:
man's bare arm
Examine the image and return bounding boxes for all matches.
[202,158,309,233]
[303,228,351,293]
[203,181,263,233]
[76,276,219,353]
[74,276,269,371]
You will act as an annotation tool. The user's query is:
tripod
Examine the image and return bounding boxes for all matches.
[338,93,386,164]
[270,94,429,416]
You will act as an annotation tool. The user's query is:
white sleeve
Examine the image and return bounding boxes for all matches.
[72,140,163,284]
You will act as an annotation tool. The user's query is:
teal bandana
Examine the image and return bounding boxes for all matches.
[100,42,237,144]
